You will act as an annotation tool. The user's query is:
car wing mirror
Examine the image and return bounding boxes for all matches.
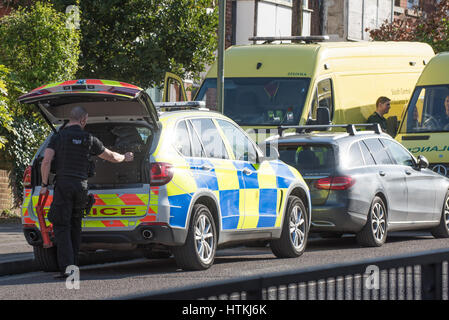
[316,107,331,125]
[417,155,429,169]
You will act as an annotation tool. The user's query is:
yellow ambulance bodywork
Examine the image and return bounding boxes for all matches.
[396,53,449,177]
[196,41,434,135]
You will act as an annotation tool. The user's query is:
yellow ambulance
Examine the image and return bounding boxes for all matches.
[396,52,449,178]
[195,39,434,138]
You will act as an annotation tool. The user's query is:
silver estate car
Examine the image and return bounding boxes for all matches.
[269,124,449,247]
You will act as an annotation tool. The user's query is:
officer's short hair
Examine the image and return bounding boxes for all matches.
[70,106,88,121]
[376,96,391,108]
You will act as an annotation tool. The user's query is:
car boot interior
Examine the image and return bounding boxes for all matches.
[85,122,152,188]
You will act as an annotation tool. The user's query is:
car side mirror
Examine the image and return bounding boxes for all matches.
[307,107,331,126]
[316,107,331,125]
[417,155,429,169]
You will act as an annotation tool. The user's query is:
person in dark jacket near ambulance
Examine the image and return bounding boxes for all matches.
[40,106,134,279]
[367,96,391,132]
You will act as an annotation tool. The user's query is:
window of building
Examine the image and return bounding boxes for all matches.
[407,0,420,9]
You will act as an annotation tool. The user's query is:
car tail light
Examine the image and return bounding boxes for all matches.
[150,162,173,186]
[315,176,355,190]
[23,165,32,188]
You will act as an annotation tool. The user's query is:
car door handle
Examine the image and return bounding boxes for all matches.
[405,170,412,175]
[243,168,253,176]
[200,164,213,171]
[379,171,386,176]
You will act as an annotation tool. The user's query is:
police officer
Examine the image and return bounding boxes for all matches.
[40,106,134,278]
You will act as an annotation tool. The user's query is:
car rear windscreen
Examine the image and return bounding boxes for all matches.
[278,144,335,176]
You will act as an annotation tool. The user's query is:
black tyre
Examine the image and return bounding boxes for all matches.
[33,245,59,272]
[270,196,308,258]
[356,196,387,247]
[431,192,449,238]
[171,204,217,271]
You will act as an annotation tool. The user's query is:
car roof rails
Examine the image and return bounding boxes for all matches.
[154,101,208,112]
[248,35,330,44]
[278,123,382,136]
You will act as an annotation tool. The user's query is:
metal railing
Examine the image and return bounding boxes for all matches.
[122,248,449,300]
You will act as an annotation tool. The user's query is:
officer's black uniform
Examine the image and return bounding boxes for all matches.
[47,125,104,273]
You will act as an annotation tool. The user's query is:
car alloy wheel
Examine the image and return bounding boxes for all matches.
[290,204,306,251]
[194,214,215,264]
[371,202,386,243]
[444,196,449,231]
[356,196,387,247]
[270,195,308,258]
[171,204,217,270]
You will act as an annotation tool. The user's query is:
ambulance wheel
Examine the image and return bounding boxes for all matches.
[33,245,59,272]
[270,196,308,258]
[172,204,217,271]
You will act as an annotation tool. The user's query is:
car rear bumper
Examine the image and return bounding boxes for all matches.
[23,224,187,248]
[310,204,367,233]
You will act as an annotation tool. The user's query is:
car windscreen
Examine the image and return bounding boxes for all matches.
[277,144,335,176]
[400,85,449,133]
[195,77,310,126]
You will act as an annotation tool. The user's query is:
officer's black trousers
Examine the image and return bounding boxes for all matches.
[48,178,87,272]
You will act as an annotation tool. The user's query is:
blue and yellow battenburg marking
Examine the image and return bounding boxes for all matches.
[161,155,300,230]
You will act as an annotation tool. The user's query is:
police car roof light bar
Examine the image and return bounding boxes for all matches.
[248,35,330,44]
[154,101,208,112]
[278,123,382,136]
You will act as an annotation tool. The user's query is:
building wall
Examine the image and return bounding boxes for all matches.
[312,0,393,41]
[235,0,256,45]
[0,170,14,212]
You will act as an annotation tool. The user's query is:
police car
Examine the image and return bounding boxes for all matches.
[19,80,311,271]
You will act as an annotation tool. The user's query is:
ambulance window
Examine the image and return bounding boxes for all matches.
[401,85,449,133]
[216,119,258,163]
[174,120,192,157]
[191,118,229,159]
[310,79,334,120]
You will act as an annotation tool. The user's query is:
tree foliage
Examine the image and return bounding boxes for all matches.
[0,1,80,96]
[0,1,77,203]
[367,0,449,53]
[74,0,218,88]
[0,65,13,150]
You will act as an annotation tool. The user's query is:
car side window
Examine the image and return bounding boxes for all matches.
[362,138,393,165]
[346,143,365,167]
[216,119,258,163]
[173,120,192,157]
[359,141,376,165]
[381,138,415,166]
[191,118,229,159]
